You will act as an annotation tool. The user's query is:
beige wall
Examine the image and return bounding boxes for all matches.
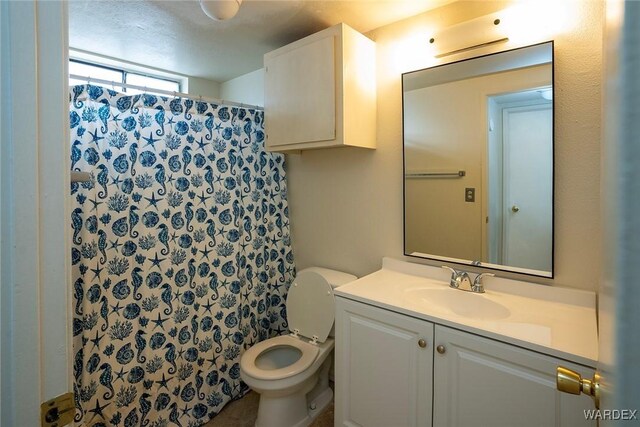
[187,77,221,99]
[286,0,603,291]
[220,68,265,107]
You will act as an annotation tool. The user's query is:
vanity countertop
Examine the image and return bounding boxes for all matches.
[334,258,598,367]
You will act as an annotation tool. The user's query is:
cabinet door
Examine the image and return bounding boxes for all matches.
[264,35,336,147]
[335,298,433,427]
[433,325,596,427]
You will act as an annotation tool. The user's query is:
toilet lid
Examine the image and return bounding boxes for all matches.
[286,271,335,343]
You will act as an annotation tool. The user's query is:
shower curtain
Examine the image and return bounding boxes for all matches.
[69,84,295,426]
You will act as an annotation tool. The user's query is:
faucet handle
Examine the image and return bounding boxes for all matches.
[472,272,495,293]
[442,266,461,288]
[442,265,457,274]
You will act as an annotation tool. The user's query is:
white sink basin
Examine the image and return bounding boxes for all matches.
[405,287,511,320]
[334,258,599,366]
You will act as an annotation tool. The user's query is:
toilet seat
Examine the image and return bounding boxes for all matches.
[241,335,319,381]
[286,270,336,344]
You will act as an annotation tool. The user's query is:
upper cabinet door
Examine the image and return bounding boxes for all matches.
[264,35,336,146]
[433,325,596,427]
[264,23,376,152]
[335,298,433,427]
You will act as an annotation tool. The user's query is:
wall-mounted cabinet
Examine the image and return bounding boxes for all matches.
[264,23,376,152]
[335,297,596,427]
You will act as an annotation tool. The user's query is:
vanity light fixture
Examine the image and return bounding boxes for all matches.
[429,13,509,58]
[199,0,243,21]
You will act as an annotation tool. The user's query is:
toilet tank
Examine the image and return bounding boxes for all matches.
[296,267,357,338]
[298,267,357,290]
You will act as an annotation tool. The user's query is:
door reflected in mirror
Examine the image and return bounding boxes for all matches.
[403,42,553,277]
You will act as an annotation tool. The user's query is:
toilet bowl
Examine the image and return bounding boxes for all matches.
[240,267,356,427]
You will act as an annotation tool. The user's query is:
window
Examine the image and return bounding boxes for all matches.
[69,59,181,95]
[69,61,122,87]
[125,73,180,94]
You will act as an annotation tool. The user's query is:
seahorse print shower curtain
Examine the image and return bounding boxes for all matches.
[69,84,295,426]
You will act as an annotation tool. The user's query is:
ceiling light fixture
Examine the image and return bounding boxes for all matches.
[199,0,243,21]
[539,88,553,100]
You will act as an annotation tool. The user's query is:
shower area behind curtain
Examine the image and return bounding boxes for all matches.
[70,84,295,426]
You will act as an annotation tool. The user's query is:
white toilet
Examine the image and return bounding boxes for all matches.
[240,267,356,427]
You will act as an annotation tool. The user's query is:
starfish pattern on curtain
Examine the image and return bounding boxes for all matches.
[69,84,295,427]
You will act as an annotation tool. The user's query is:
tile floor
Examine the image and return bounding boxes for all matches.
[205,390,334,427]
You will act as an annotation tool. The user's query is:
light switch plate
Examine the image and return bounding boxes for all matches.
[465,188,475,202]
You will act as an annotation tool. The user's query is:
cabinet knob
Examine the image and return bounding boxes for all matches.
[436,345,446,354]
[418,339,427,348]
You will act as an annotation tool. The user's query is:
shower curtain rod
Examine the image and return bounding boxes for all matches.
[70,73,264,110]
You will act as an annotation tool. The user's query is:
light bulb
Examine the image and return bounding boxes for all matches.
[200,0,242,21]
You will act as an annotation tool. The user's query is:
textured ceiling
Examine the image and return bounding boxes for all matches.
[69,0,452,82]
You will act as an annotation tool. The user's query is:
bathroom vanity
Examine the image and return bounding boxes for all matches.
[334,258,598,427]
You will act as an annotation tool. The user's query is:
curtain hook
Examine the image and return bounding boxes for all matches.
[87,76,92,85]
[111,80,115,90]
[144,86,148,94]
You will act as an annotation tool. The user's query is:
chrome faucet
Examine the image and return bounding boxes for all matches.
[442,266,494,293]
[471,273,495,293]
[442,266,472,290]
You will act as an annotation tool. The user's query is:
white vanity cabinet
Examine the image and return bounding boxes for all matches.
[335,297,596,427]
[335,297,434,427]
[263,23,376,152]
[433,325,595,427]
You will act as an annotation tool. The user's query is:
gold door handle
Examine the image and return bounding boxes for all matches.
[511,205,520,213]
[556,366,600,409]
[436,345,446,354]
[418,339,427,348]
[41,392,75,427]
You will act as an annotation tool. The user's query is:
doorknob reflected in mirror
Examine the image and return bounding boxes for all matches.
[511,205,520,213]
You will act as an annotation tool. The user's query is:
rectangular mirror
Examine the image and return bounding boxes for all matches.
[403,42,554,277]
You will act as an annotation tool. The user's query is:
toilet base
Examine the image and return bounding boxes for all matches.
[255,393,309,427]
[305,356,333,421]
[253,358,333,427]
[254,386,333,427]
[306,386,333,422]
